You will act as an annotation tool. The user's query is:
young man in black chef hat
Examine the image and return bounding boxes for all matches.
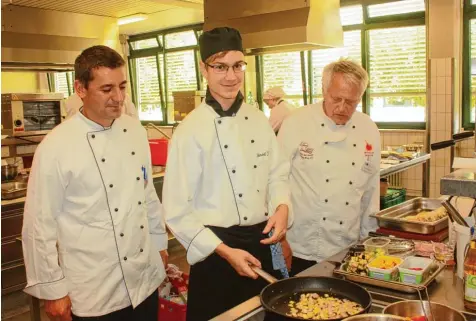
[163,27,293,320]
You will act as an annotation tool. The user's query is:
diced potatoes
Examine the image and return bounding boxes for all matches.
[286,293,363,320]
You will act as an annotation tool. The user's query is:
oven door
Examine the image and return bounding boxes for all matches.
[22,101,62,134]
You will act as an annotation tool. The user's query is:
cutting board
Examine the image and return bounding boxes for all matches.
[376,227,448,242]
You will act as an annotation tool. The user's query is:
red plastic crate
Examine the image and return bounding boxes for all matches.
[149,139,168,166]
[159,274,188,321]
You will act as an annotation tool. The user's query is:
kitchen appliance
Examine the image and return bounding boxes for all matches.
[1,93,65,137]
[343,314,410,321]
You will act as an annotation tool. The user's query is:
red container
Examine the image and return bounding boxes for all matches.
[159,274,188,321]
[149,139,168,166]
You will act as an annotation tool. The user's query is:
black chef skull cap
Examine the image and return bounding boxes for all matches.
[199,27,244,62]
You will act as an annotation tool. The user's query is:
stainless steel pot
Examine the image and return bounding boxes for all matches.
[383,300,466,321]
[343,314,409,321]
[1,164,18,181]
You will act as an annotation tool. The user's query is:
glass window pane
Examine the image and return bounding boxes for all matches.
[311,30,362,98]
[470,19,476,123]
[165,31,197,49]
[135,56,163,121]
[262,52,303,116]
[368,0,425,18]
[340,5,363,26]
[369,25,427,122]
[166,50,198,120]
[54,72,73,98]
[131,38,158,50]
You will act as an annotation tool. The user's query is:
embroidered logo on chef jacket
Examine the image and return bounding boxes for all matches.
[299,142,314,160]
[364,141,374,161]
[257,151,270,158]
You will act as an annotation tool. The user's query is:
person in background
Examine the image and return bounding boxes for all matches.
[22,45,167,321]
[64,91,139,120]
[278,59,380,275]
[163,27,292,321]
[263,86,292,134]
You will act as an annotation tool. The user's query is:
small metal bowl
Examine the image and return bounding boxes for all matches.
[1,164,18,182]
[383,300,466,321]
[343,313,410,321]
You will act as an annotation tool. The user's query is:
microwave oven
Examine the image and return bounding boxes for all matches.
[1,93,66,137]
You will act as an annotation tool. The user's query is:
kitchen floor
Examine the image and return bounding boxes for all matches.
[2,240,189,321]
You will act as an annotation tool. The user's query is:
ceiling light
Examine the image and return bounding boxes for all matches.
[118,14,148,26]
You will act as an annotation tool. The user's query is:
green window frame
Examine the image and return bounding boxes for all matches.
[256,0,426,129]
[463,0,476,130]
[128,24,203,125]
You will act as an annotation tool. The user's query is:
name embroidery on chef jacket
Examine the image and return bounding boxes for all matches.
[299,142,314,160]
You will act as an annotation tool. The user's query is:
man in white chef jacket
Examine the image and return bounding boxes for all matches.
[163,27,292,321]
[22,45,168,321]
[263,86,292,134]
[278,60,380,275]
[64,92,139,120]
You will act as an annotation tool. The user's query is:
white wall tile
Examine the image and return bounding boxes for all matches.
[446,77,452,95]
[437,59,446,76]
[446,58,452,77]
[437,77,446,94]
[430,79,437,96]
[436,131,446,142]
[445,95,452,113]
[436,94,446,113]
[430,60,437,77]
[436,113,446,131]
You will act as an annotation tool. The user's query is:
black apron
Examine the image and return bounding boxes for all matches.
[186,221,282,321]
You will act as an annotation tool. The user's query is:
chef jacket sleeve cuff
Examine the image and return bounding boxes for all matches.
[23,277,68,301]
[186,228,222,265]
[151,232,168,252]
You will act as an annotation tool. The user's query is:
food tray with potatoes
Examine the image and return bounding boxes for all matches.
[370,198,448,234]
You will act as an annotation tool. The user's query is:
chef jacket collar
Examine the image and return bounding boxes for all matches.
[79,107,116,131]
[205,87,244,117]
[317,100,354,130]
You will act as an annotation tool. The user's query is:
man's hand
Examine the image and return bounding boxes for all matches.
[44,296,72,321]
[280,238,292,270]
[215,243,261,279]
[160,250,169,269]
[261,204,289,244]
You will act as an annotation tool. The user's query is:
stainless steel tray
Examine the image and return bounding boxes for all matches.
[333,260,445,294]
[370,198,448,234]
[1,182,27,200]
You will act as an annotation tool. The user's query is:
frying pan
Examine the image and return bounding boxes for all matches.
[252,267,372,321]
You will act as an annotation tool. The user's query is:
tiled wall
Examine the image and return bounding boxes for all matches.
[455,139,476,158]
[380,130,426,197]
[429,57,454,198]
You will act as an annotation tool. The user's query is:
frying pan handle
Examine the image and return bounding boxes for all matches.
[250,266,278,284]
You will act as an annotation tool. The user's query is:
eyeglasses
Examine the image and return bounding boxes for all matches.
[205,62,247,74]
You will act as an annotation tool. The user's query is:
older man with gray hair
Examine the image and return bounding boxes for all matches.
[278,59,380,275]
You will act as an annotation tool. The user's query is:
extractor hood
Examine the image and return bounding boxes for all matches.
[1,5,118,70]
[203,0,343,55]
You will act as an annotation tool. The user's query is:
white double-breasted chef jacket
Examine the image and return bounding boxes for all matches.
[278,102,380,262]
[22,112,167,317]
[163,102,292,265]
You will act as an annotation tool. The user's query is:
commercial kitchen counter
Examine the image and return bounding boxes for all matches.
[212,245,476,321]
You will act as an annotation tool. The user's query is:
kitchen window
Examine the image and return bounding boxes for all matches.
[128,25,202,124]
[368,26,426,123]
[256,0,426,129]
[463,0,476,129]
[51,72,74,98]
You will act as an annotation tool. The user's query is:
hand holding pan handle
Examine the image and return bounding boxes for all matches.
[250,266,278,284]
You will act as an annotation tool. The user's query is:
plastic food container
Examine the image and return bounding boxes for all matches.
[363,237,390,256]
[398,256,433,284]
[368,255,403,281]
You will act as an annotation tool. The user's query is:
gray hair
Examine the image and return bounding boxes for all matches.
[322,59,369,95]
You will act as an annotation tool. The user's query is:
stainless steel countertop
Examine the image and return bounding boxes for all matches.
[440,168,476,198]
[380,153,431,177]
[212,246,476,321]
